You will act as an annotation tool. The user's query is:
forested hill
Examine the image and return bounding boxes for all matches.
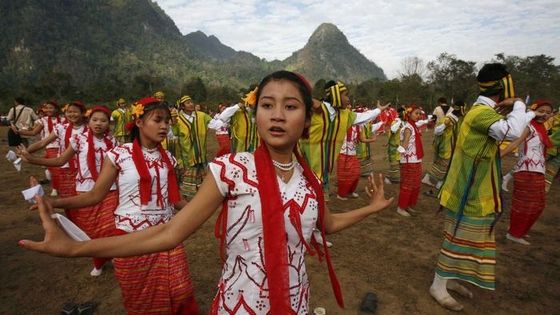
[0,0,388,107]
[284,23,386,83]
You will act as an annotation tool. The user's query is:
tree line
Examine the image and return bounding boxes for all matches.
[1,52,558,114]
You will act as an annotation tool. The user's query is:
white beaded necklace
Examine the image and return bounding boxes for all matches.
[272,159,295,171]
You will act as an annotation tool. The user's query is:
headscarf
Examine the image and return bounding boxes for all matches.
[325,81,347,108]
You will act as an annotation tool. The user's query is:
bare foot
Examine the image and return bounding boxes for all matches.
[429,287,464,311]
[447,280,473,298]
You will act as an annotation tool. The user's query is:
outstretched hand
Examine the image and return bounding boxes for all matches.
[18,195,78,257]
[376,100,391,111]
[365,173,394,212]
[15,144,31,162]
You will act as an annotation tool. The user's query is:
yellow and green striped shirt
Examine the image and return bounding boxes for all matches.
[173,111,212,168]
[439,104,503,216]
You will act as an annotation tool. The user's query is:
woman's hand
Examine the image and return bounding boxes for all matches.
[365,173,394,213]
[15,144,32,162]
[18,195,79,257]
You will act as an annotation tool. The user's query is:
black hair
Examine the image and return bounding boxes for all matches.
[452,100,466,117]
[129,101,171,144]
[477,63,509,97]
[254,70,313,120]
[14,97,25,105]
[437,97,447,104]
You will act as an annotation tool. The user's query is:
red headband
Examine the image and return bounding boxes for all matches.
[89,105,111,118]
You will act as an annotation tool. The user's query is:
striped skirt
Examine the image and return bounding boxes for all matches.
[337,154,361,197]
[215,134,231,158]
[58,168,77,200]
[427,156,450,182]
[509,171,545,238]
[386,160,400,183]
[113,243,198,315]
[398,163,422,209]
[180,164,207,200]
[66,190,118,269]
[435,209,496,290]
[545,155,560,193]
[360,156,374,177]
[45,148,60,190]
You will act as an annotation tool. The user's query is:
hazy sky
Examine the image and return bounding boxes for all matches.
[156,0,560,78]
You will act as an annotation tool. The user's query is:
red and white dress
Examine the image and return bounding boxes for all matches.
[208,152,319,314]
[68,131,118,269]
[509,124,547,238]
[106,143,198,314]
[53,123,87,199]
[398,122,423,209]
[35,116,64,189]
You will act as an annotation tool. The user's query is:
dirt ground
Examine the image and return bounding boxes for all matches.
[0,126,559,315]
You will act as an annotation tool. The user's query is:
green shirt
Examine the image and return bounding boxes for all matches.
[439,104,503,216]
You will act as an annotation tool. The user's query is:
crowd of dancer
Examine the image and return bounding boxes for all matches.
[8,64,559,314]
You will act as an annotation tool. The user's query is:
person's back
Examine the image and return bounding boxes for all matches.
[8,97,38,145]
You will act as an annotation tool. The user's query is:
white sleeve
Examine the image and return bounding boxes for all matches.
[488,100,535,141]
[390,119,402,133]
[434,123,446,135]
[371,121,384,133]
[218,104,241,123]
[415,119,430,127]
[354,108,381,125]
[207,117,224,130]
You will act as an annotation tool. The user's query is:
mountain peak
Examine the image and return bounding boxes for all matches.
[308,23,348,45]
[184,31,236,60]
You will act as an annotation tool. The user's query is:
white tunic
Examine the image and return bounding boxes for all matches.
[400,122,422,163]
[106,143,177,232]
[70,131,117,192]
[54,123,87,168]
[208,153,319,314]
[514,124,547,174]
[34,116,64,149]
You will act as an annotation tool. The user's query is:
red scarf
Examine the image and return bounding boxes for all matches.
[408,120,424,159]
[87,131,114,180]
[46,116,61,133]
[531,120,552,155]
[131,139,180,208]
[254,142,343,313]
[64,123,74,148]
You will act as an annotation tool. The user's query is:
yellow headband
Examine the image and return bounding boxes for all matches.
[325,81,347,108]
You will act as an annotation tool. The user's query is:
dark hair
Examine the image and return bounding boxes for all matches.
[129,101,171,144]
[477,63,509,97]
[254,70,313,120]
[14,97,25,105]
[437,97,447,104]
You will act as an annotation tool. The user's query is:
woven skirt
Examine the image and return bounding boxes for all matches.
[113,243,198,314]
[435,209,496,290]
[337,154,360,197]
[398,163,422,209]
[509,171,545,238]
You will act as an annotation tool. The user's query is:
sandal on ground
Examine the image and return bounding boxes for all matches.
[359,292,378,314]
[60,302,78,315]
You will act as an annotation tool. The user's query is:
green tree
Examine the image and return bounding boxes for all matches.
[427,53,478,103]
